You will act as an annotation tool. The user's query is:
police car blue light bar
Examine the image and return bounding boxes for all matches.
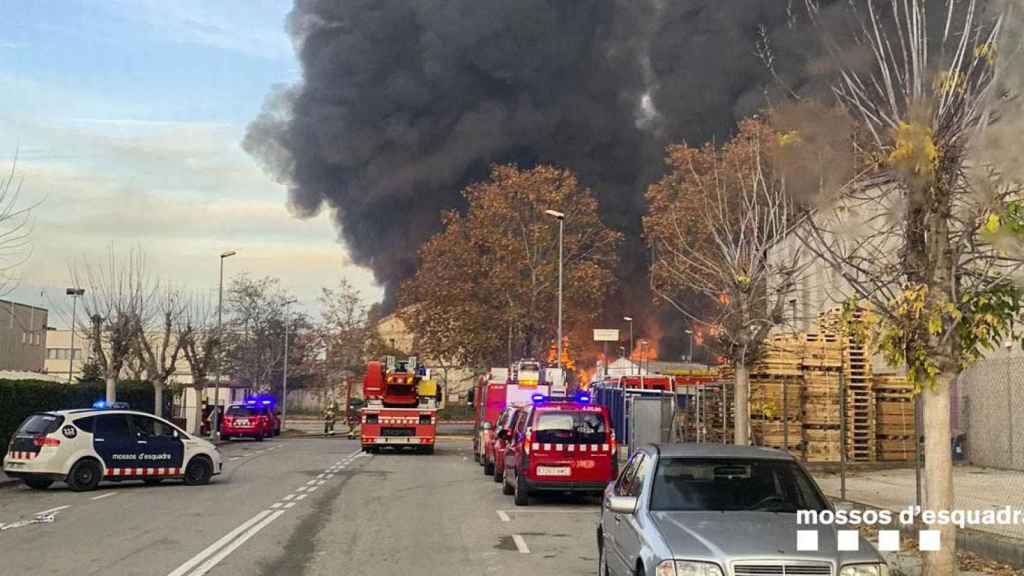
[575,391,591,404]
[531,393,546,403]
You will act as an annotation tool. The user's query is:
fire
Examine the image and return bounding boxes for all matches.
[629,339,659,363]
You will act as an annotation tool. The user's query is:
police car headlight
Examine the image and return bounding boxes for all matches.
[656,560,724,576]
[840,564,889,576]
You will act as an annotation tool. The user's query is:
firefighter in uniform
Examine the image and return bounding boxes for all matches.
[322,401,337,436]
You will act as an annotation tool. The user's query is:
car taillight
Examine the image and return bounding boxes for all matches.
[33,436,60,447]
[610,429,617,453]
[524,428,534,455]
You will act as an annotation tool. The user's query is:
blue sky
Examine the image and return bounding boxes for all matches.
[0,1,382,326]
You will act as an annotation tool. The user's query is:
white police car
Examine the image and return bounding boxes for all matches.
[3,406,223,491]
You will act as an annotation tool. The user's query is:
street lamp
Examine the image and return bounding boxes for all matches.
[623,316,634,374]
[685,329,694,363]
[65,287,85,384]
[545,210,565,386]
[212,250,237,439]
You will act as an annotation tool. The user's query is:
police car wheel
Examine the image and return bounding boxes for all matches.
[255,432,264,442]
[483,459,494,476]
[502,471,514,495]
[493,467,503,483]
[24,476,54,490]
[513,471,529,506]
[67,459,102,492]
[184,457,213,486]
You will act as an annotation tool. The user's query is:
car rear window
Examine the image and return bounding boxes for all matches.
[533,410,608,444]
[16,414,64,435]
[227,406,257,417]
[650,458,829,513]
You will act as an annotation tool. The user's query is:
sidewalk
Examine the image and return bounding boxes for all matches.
[815,465,1024,542]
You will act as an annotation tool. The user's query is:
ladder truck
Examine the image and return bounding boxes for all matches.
[360,355,439,454]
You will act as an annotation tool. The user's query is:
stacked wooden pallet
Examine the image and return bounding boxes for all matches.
[875,375,916,461]
[752,420,802,450]
[844,335,876,461]
[802,370,842,461]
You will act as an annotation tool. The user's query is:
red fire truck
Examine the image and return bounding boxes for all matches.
[360,356,438,454]
[473,361,551,467]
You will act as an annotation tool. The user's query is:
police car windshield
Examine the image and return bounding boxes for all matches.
[227,406,258,417]
[534,411,607,445]
[17,414,64,435]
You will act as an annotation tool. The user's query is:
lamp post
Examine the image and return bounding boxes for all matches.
[66,288,85,383]
[623,316,634,374]
[545,210,565,387]
[212,250,236,440]
[685,329,694,363]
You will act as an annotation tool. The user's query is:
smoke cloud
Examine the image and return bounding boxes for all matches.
[245,0,843,355]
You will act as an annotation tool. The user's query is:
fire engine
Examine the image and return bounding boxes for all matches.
[360,355,438,454]
[473,361,552,467]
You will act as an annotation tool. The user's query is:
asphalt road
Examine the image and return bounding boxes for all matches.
[0,437,600,576]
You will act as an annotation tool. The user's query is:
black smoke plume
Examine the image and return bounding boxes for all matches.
[245,0,840,358]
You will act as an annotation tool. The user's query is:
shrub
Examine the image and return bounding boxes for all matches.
[0,379,160,457]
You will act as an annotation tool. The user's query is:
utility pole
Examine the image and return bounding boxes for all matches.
[282,298,297,430]
[624,316,634,374]
[66,288,85,383]
[212,250,236,440]
[545,209,565,390]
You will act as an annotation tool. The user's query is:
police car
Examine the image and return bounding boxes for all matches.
[3,404,223,492]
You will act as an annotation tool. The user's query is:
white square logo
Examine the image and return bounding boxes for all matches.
[797,530,819,551]
[919,530,941,551]
[877,530,900,552]
[837,530,860,551]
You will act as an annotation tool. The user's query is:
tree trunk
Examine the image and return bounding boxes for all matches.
[106,376,116,404]
[922,370,957,576]
[153,381,164,418]
[734,362,750,445]
[190,386,204,435]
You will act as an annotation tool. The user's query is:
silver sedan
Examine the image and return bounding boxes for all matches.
[598,444,888,576]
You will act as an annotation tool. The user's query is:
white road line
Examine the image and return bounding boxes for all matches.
[305,480,318,486]
[325,474,334,480]
[295,494,308,501]
[295,487,307,492]
[166,510,273,576]
[270,503,282,509]
[282,494,295,501]
[307,486,318,493]
[512,534,530,554]
[497,510,511,522]
[35,505,71,516]
[230,457,241,461]
[315,480,326,486]
[316,474,326,479]
[91,492,117,501]
[188,510,285,576]
[284,502,296,509]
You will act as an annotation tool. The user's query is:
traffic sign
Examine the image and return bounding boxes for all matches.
[593,329,620,342]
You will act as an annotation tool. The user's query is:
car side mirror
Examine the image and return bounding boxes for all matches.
[482,421,493,431]
[607,495,638,514]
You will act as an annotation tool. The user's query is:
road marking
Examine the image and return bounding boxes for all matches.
[284,502,296,509]
[315,480,326,486]
[166,510,273,576]
[500,509,599,515]
[316,473,326,479]
[305,480,318,486]
[295,487,307,492]
[188,510,286,576]
[91,492,117,501]
[282,494,295,501]
[325,474,334,480]
[230,457,241,461]
[270,503,282,509]
[295,494,307,501]
[497,510,511,522]
[512,534,530,554]
[35,505,71,516]
[307,486,318,493]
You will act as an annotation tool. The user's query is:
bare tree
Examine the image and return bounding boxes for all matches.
[645,119,805,445]
[134,287,186,418]
[177,292,220,434]
[797,2,1023,572]
[318,279,371,384]
[0,154,36,296]
[72,247,154,404]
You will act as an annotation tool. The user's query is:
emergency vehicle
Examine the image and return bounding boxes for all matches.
[3,406,223,491]
[500,392,616,506]
[220,402,275,441]
[490,405,526,484]
[360,355,439,454]
[474,363,552,466]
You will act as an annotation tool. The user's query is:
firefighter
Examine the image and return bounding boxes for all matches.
[322,401,338,436]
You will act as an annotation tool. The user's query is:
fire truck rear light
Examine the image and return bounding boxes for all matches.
[33,437,60,447]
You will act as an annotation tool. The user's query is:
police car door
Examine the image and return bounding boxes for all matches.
[93,414,134,474]
[130,415,185,473]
